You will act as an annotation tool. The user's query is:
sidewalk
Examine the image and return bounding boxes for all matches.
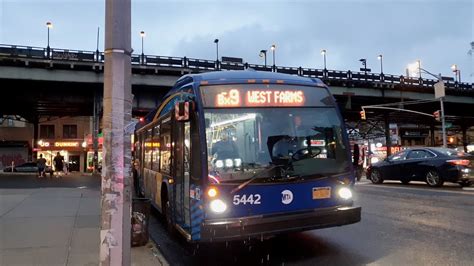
[0,174,167,266]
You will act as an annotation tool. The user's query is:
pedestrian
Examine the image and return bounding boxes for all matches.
[63,161,69,175]
[53,152,64,178]
[37,154,47,178]
[353,144,361,181]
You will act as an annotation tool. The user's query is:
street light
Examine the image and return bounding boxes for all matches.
[451,64,461,83]
[417,59,422,79]
[271,44,276,71]
[140,31,145,64]
[321,49,327,70]
[407,61,447,147]
[377,54,383,74]
[259,49,267,67]
[214,39,219,66]
[46,21,53,58]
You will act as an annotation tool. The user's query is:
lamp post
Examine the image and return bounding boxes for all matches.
[271,44,276,72]
[417,59,422,79]
[451,64,461,83]
[140,31,145,64]
[377,54,383,74]
[408,61,447,147]
[321,49,327,70]
[46,21,53,58]
[259,49,267,67]
[214,39,219,69]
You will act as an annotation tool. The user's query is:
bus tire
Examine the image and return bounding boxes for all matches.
[161,189,175,235]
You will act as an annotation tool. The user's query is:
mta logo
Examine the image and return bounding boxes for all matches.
[281,190,293,205]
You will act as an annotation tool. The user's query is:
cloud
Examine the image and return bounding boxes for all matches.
[1,0,472,79]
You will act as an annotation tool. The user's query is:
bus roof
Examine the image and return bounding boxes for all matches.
[176,70,326,87]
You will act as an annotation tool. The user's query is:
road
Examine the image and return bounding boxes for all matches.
[2,173,472,265]
[149,180,474,265]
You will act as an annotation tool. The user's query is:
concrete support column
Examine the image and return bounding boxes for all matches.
[100,0,132,265]
[93,91,100,173]
[430,124,435,147]
[32,118,39,161]
[461,124,468,152]
[384,113,392,156]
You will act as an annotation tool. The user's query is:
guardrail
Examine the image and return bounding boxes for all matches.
[0,43,472,92]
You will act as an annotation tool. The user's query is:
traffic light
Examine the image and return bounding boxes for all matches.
[139,117,144,123]
[433,110,440,122]
[360,110,366,120]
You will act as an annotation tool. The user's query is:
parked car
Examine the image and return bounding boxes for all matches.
[3,162,53,174]
[367,147,474,187]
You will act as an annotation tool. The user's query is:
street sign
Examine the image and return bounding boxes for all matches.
[434,81,445,99]
[360,68,371,72]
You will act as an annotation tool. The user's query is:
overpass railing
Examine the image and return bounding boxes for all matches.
[0,44,472,92]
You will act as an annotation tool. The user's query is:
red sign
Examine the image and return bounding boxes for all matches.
[215,89,305,107]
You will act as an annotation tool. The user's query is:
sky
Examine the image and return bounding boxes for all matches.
[0,0,473,81]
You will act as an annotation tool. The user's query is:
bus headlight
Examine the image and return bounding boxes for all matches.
[225,159,233,167]
[215,160,224,168]
[210,199,227,213]
[338,187,352,200]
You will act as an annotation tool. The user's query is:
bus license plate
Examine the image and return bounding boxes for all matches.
[312,187,331,199]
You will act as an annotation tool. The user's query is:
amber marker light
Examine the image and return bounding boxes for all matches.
[207,187,218,198]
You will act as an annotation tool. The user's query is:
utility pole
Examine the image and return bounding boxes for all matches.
[100,0,132,265]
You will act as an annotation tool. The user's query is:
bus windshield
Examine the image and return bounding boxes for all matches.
[204,107,351,183]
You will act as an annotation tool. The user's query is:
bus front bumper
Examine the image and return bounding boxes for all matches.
[200,206,361,242]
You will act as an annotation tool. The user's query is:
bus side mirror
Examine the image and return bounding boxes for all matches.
[175,101,194,122]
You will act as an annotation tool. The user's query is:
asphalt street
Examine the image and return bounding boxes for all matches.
[2,174,472,265]
[149,180,474,265]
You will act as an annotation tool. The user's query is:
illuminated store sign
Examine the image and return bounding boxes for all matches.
[55,142,79,147]
[215,89,305,107]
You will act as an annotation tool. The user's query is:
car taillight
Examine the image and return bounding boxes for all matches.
[447,159,470,166]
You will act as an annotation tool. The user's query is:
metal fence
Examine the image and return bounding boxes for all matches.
[0,43,472,92]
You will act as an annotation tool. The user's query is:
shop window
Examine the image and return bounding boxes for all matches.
[63,125,77,139]
[40,125,55,139]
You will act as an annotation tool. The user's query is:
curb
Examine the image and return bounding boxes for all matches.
[147,241,169,266]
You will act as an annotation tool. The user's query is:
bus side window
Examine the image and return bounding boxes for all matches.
[144,128,153,169]
[160,121,172,174]
[152,125,160,171]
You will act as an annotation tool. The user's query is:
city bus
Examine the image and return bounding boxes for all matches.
[134,70,361,242]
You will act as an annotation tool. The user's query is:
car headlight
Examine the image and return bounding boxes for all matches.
[210,199,227,213]
[234,158,242,167]
[215,160,224,168]
[338,187,352,200]
[225,159,233,168]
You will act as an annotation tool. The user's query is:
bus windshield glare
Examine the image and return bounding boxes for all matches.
[202,85,351,183]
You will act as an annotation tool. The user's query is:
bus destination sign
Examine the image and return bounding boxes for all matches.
[216,89,305,107]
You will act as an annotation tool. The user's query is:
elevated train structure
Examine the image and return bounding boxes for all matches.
[0,43,473,151]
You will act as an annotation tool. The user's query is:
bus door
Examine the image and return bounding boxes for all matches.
[171,118,192,232]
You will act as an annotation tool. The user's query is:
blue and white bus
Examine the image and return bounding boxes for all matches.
[134,70,361,242]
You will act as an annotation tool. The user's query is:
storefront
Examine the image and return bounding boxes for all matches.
[37,140,86,172]
[85,134,103,172]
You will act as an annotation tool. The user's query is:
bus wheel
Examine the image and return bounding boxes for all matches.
[163,198,175,235]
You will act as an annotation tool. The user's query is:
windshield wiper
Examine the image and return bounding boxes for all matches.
[230,164,282,194]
